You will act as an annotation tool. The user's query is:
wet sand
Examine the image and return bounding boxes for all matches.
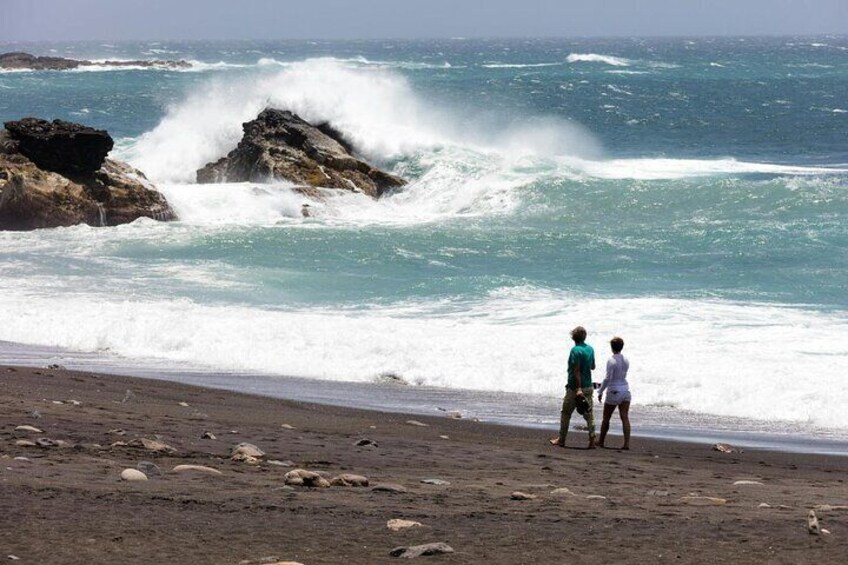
[2,365,847,564]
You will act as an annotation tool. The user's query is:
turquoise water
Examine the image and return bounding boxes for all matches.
[1,38,847,433]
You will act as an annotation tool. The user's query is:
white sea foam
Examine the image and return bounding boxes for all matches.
[481,62,562,69]
[0,283,845,429]
[568,157,847,180]
[567,53,632,66]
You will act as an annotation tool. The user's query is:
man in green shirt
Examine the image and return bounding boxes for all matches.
[551,326,597,449]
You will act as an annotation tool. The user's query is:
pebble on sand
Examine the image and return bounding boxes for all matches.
[808,510,821,535]
[586,494,608,500]
[712,443,743,454]
[280,424,296,430]
[420,478,450,486]
[551,487,575,496]
[122,438,177,454]
[330,473,369,487]
[172,464,222,476]
[733,480,764,486]
[201,431,217,440]
[387,519,423,531]
[231,442,265,459]
[814,504,848,511]
[284,469,331,488]
[372,483,408,494]
[120,468,148,482]
[511,491,537,500]
[405,420,428,427]
[14,440,36,447]
[390,543,454,558]
[14,425,43,433]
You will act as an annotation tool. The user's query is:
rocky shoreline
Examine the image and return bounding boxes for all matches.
[1,365,846,563]
[0,52,191,71]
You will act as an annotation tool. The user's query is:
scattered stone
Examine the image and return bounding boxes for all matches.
[267,460,294,467]
[551,487,576,496]
[439,435,450,440]
[280,424,296,430]
[405,420,428,427]
[46,364,65,370]
[808,510,821,535]
[172,464,222,476]
[586,495,607,500]
[822,529,831,535]
[51,400,64,405]
[511,491,537,500]
[178,401,189,407]
[120,468,148,482]
[647,489,670,497]
[137,461,162,477]
[284,469,331,488]
[14,440,36,447]
[733,480,764,486]
[376,372,409,385]
[421,478,450,486]
[758,503,771,508]
[14,425,43,433]
[372,483,408,494]
[201,431,217,440]
[232,453,260,465]
[330,473,370,487]
[231,442,266,459]
[30,410,41,419]
[121,390,135,403]
[814,504,848,512]
[680,496,727,506]
[68,400,81,406]
[712,443,743,454]
[108,429,126,436]
[387,519,423,532]
[354,438,378,448]
[390,543,454,559]
[445,411,463,419]
[13,457,30,462]
[126,438,177,454]
[8,556,20,561]
[35,438,70,448]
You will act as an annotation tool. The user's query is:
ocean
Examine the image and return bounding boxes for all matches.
[1,37,847,444]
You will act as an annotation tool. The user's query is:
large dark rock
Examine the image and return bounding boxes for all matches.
[0,124,176,231]
[0,52,191,71]
[5,118,113,176]
[196,109,406,198]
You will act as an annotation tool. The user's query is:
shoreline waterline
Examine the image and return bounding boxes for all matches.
[3,339,845,456]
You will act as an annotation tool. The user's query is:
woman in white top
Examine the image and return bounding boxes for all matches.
[597,336,631,450]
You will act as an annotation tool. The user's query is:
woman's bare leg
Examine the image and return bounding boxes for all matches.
[619,401,631,450]
[598,403,615,448]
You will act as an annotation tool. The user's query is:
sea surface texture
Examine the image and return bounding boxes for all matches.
[1,38,846,433]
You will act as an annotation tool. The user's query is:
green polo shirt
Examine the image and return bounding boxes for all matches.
[567,342,595,389]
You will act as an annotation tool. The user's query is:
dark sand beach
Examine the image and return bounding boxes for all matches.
[2,365,847,564]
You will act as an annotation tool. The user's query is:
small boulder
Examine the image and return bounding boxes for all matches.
[387,519,423,531]
[231,442,265,459]
[390,543,454,559]
[137,461,162,477]
[330,474,369,487]
[172,464,222,476]
[284,469,331,488]
[372,483,408,494]
[120,468,148,482]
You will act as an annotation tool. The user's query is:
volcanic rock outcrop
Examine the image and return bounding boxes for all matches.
[196,109,406,198]
[0,52,191,71]
[0,118,176,230]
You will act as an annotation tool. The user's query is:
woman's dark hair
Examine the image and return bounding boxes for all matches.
[610,337,624,353]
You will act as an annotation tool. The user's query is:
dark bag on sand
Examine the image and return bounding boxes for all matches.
[575,394,590,415]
